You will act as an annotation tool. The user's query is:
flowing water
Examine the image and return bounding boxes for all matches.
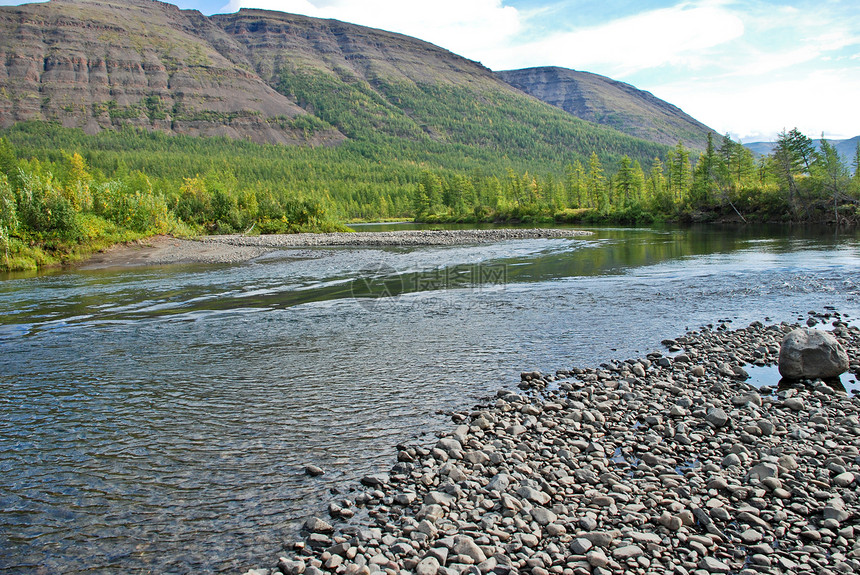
[1,225,859,574]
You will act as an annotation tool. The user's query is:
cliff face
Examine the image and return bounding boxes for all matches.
[497,67,716,151]
[0,0,345,145]
[211,9,499,90]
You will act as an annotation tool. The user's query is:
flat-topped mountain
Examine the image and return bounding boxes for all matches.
[0,0,710,164]
[497,66,716,151]
[0,0,344,145]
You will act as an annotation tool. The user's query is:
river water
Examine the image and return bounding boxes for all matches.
[1,225,859,574]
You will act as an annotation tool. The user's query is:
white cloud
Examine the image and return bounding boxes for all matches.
[221,0,522,60]
[653,67,860,142]
[490,2,745,74]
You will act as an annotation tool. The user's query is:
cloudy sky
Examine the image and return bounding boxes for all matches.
[3,0,858,142]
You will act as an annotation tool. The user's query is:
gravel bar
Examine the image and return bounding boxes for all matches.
[246,311,860,575]
[197,228,592,248]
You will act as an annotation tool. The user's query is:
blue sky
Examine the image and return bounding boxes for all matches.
[2,0,858,142]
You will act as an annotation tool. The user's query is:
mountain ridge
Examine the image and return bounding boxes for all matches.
[744,136,859,162]
[1,0,705,166]
[497,66,715,151]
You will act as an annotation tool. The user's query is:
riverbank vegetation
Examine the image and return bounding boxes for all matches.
[1,123,858,272]
[415,130,860,227]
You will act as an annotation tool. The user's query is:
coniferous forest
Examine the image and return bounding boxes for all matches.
[1,122,859,272]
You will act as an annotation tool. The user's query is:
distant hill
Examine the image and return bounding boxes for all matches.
[497,66,716,151]
[744,136,859,163]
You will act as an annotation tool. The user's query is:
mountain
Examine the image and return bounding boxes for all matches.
[0,0,345,145]
[744,136,859,163]
[497,67,716,151]
[0,0,699,169]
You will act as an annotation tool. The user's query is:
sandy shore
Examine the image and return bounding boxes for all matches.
[248,314,860,575]
[80,229,592,269]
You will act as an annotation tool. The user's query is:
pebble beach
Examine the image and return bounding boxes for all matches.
[80,229,592,268]
[249,312,860,575]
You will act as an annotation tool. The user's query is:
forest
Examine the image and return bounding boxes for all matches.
[1,122,859,272]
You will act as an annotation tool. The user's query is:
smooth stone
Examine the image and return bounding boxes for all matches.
[516,486,551,505]
[303,517,334,534]
[278,558,306,575]
[778,328,849,379]
[706,407,729,428]
[569,538,593,554]
[783,397,804,411]
[613,545,644,560]
[304,465,325,477]
[834,472,856,487]
[586,549,609,568]
[699,556,732,573]
[579,516,598,531]
[531,506,558,526]
[415,557,440,575]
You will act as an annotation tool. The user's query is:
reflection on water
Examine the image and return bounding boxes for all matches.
[745,363,857,394]
[1,225,859,574]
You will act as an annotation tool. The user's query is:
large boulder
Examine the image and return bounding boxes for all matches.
[778,328,849,380]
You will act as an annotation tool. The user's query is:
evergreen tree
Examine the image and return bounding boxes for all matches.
[814,137,850,221]
[615,155,638,209]
[668,141,691,205]
[853,140,860,180]
[587,152,606,211]
[773,129,802,215]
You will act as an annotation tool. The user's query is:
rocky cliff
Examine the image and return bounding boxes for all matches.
[0,0,345,145]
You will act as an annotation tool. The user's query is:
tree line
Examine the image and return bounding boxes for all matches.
[413,130,860,225]
[1,122,858,272]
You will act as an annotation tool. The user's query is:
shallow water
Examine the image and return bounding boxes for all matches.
[1,225,859,573]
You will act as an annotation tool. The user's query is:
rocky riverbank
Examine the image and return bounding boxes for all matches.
[200,229,592,248]
[246,313,860,575]
[80,229,591,268]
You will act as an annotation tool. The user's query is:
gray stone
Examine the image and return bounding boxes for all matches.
[783,397,804,411]
[721,453,742,468]
[531,506,557,526]
[747,463,778,482]
[586,549,609,568]
[304,465,325,477]
[699,556,731,573]
[360,473,389,487]
[613,545,644,560]
[277,558,306,575]
[303,517,334,534]
[706,407,729,428]
[582,531,615,547]
[778,328,849,379]
[579,516,598,531]
[834,472,856,487]
[453,537,486,564]
[740,529,763,544]
[569,537,593,554]
[516,485,551,505]
[487,473,511,492]
[415,557,440,575]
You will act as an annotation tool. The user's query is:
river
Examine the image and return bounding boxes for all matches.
[1,224,858,573]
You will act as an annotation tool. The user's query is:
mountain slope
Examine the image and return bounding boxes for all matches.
[211,8,666,168]
[497,66,716,151]
[0,0,684,169]
[0,0,345,145]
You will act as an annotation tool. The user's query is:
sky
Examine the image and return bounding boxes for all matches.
[2,0,858,142]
